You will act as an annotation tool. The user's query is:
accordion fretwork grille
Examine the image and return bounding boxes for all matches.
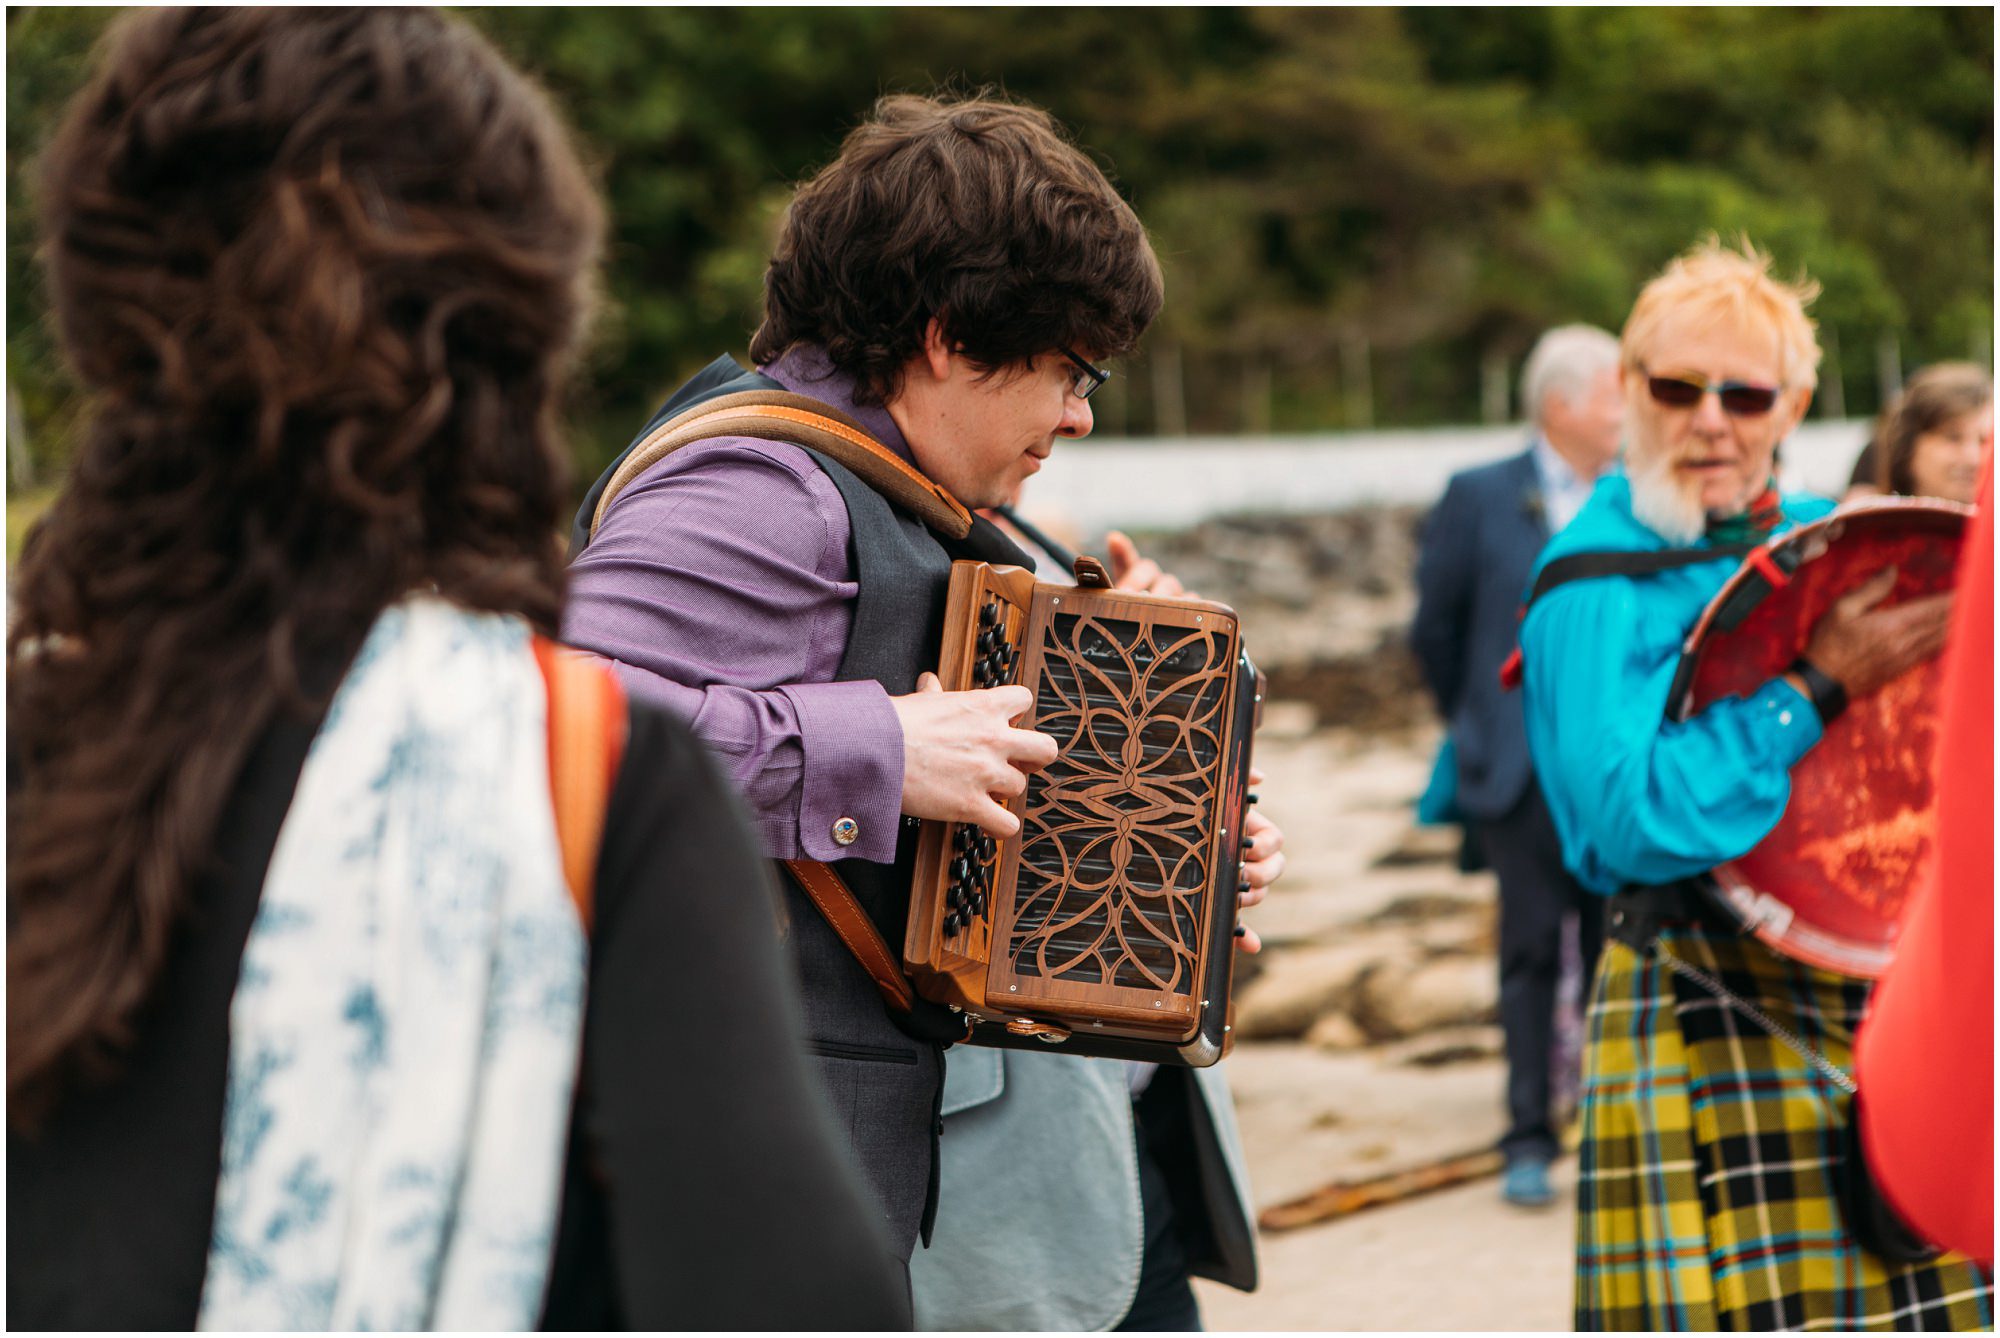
[1009,612,1233,994]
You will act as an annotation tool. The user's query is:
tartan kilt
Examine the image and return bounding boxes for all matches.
[1576,928,1993,1331]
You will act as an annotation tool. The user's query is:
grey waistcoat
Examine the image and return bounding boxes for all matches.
[776,446,1014,1261]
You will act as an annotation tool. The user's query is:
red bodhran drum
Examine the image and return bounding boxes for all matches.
[1667,498,1972,978]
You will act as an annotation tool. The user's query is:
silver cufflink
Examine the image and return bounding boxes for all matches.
[832,817,860,847]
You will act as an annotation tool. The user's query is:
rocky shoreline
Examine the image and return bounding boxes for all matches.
[1123,506,1431,736]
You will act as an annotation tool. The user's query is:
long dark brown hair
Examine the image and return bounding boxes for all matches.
[8,7,604,1127]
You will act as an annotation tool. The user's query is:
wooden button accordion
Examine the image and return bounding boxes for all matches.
[904,556,1263,1066]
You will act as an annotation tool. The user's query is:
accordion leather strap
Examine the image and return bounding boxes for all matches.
[782,858,916,1013]
[587,390,973,543]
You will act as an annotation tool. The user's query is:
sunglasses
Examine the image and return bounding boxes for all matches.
[1058,346,1111,401]
[1640,366,1781,417]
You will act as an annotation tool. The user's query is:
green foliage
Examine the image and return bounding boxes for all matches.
[5,6,1991,481]
[7,7,117,479]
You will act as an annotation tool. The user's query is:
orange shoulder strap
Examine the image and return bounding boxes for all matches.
[780,859,916,1013]
[585,390,973,544]
[533,638,628,931]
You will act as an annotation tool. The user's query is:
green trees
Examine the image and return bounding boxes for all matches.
[6,6,117,487]
[5,6,1990,478]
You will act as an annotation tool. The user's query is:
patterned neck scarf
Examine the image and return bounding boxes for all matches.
[1706,479,1784,545]
[199,598,586,1331]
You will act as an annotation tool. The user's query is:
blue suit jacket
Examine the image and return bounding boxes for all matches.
[1411,448,1551,821]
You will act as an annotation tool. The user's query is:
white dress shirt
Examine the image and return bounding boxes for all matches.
[1531,434,1600,536]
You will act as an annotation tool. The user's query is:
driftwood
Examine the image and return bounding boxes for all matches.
[1257,1147,1506,1232]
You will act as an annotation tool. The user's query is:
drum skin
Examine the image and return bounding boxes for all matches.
[1672,499,1971,977]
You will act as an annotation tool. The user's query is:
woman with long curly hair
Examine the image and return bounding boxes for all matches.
[8,9,906,1329]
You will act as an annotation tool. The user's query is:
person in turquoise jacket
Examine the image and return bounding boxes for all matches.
[1524,467,1834,895]
[1521,238,1987,1331]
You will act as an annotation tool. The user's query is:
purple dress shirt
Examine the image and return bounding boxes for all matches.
[563,347,909,864]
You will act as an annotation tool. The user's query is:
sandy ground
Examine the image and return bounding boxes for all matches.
[1177,716,1582,1332]
[1192,1158,1577,1331]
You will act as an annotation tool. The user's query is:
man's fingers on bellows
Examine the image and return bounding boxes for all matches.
[916,670,945,694]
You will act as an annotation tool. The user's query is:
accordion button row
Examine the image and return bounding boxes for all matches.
[943,822,997,937]
[954,825,997,862]
[972,597,1019,688]
[947,595,1019,938]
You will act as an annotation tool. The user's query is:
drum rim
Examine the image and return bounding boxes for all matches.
[1673,496,1971,978]
[1669,496,1972,723]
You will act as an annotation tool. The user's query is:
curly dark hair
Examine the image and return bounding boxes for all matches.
[7,6,604,1126]
[749,93,1164,406]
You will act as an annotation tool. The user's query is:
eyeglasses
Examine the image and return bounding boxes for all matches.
[1058,346,1111,401]
[1639,366,1781,417]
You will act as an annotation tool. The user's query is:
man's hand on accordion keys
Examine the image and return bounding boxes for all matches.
[890,670,1060,838]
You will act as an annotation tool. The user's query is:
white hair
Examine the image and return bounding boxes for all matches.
[1627,448,1709,545]
[1520,324,1621,428]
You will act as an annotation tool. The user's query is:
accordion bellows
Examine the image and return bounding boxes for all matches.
[905,559,1261,1065]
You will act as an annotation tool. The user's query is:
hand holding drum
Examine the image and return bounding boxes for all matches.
[1674,500,1972,977]
[1798,565,1954,700]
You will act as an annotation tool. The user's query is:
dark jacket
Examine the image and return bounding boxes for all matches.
[1410,448,1551,821]
[7,673,912,1331]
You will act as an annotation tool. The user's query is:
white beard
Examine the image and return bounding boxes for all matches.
[1626,451,1709,546]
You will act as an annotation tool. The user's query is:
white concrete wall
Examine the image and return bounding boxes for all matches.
[1022,419,1871,537]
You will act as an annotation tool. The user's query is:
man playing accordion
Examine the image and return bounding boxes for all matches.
[1519,239,1991,1330]
[562,92,1281,1318]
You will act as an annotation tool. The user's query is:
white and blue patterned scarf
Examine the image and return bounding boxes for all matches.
[198,598,587,1331]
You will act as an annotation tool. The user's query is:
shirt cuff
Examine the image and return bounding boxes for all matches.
[781,679,905,863]
[1759,675,1825,767]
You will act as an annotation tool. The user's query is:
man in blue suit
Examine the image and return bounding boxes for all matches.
[1411,324,1624,1207]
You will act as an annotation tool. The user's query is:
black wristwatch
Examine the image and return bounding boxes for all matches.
[1788,656,1848,725]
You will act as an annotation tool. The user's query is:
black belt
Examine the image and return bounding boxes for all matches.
[1607,879,1739,951]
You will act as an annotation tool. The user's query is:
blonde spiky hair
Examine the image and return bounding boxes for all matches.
[1621,235,1822,391]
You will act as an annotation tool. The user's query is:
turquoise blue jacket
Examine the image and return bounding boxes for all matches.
[1521,474,1836,896]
